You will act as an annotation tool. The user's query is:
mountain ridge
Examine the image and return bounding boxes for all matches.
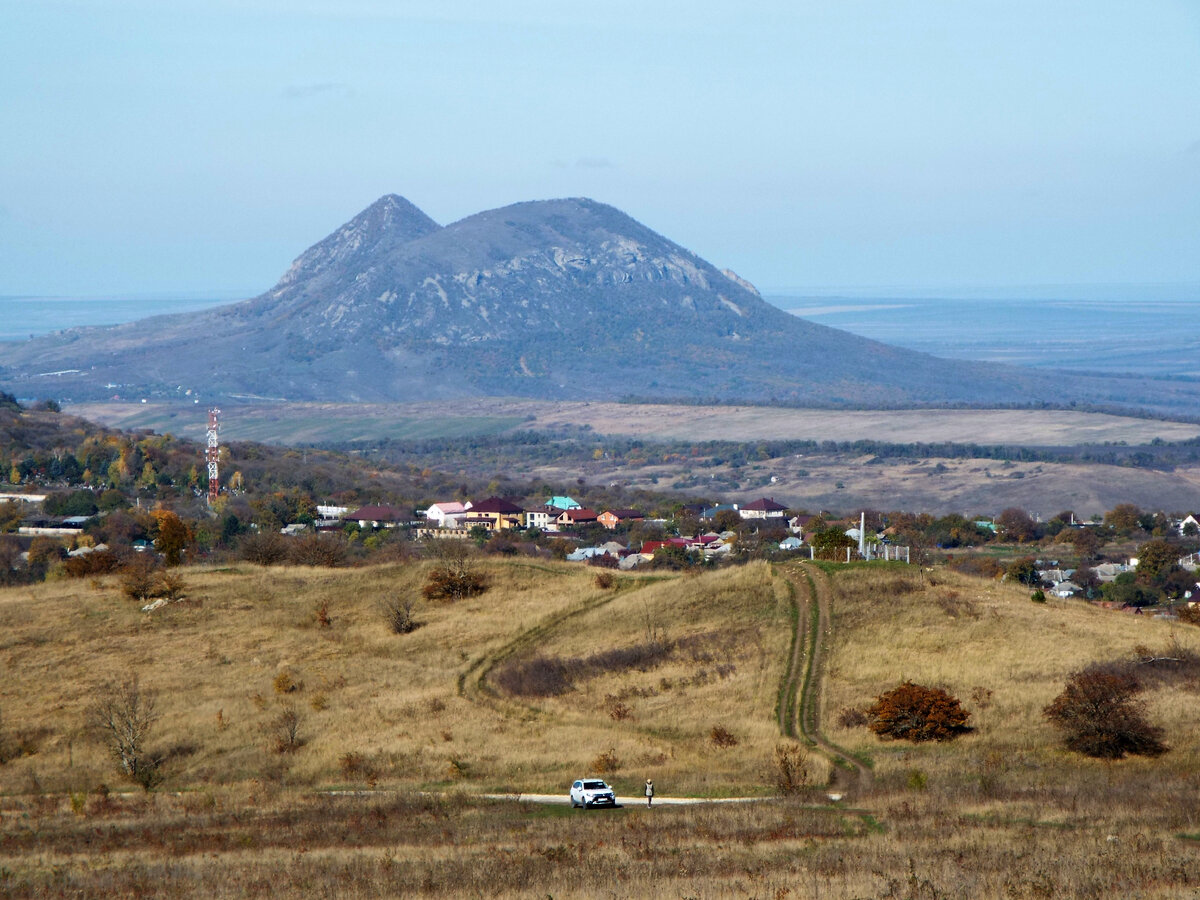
[4,194,1200,415]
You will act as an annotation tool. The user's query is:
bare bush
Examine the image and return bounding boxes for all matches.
[270,704,303,754]
[381,596,419,634]
[89,676,162,790]
[593,571,616,589]
[239,532,289,566]
[837,706,869,728]
[1043,664,1166,759]
[773,742,809,794]
[289,533,349,568]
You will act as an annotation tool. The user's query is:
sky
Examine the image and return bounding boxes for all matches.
[2,0,1200,297]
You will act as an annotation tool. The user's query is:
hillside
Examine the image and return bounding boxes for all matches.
[5,195,1200,414]
[2,558,1199,897]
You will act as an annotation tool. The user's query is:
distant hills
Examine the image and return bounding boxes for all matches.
[3,194,1200,415]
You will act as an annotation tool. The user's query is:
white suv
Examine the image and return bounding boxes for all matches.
[570,779,617,809]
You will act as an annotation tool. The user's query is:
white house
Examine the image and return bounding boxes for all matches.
[425,501,470,528]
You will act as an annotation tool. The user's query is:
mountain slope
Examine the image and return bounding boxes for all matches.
[3,195,1200,413]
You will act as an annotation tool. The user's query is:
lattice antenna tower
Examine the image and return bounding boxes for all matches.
[206,407,221,506]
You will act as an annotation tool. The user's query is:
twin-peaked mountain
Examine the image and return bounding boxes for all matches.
[2,195,1197,412]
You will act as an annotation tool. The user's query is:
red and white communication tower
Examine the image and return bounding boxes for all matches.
[206,407,221,505]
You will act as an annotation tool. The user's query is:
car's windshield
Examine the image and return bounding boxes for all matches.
[583,781,607,790]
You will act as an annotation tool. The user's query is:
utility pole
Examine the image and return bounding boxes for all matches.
[206,407,221,506]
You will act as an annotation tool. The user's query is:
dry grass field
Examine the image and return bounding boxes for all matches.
[71,398,1200,447]
[3,558,1200,897]
[70,398,1200,515]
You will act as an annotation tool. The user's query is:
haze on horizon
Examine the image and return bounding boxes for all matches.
[3,1,1199,298]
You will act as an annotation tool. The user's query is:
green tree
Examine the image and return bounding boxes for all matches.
[1136,539,1181,586]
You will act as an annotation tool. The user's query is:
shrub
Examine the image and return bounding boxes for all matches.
[339,751,378,785]
[773,742,809,794]
[493,656,574,697]
[603,696,632,721]
[273,669,302,695]
[289,533,349,568]
[867,681,971,742]
[590,747,620,774]
[119,558,159,603]
[63,549,123,578]
[313,599,332,628]
[593,571,615,589]
[1031,589,1046,603]
[709,724,739,748]
[837,706,869,728]
[1043,664,1166,759]
[240,532,289,566]
[381,597,419,634]
[270,704,303,753]
[423,567,488,602]
[88,677,162,790]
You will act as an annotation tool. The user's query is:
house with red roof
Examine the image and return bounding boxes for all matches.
[464,497,524,531]
[557,507,599,527]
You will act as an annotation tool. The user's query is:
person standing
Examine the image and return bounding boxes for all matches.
[645,779,654,807]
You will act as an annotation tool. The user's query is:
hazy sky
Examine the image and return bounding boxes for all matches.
[3,0,1199,296]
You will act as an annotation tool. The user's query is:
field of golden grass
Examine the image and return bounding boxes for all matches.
[4,558,1200,898]
[0,560,792,799]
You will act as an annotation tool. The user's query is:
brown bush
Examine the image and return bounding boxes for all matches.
[709,724,739,748]
[119,557,159,602]
[837,706,869,728]
[339,751,378,785]
[380,597,419,634]
[273,669,302,695]
[604,696,633,721]
[1043,664,1166,759]
[593,571,615,589]
[289,533,349,568]
[948,556,1004,579]
[590,747,620,774]
[239,532,289,566]
[422,555,488,602]
[63,549,124,578]
[867,682,971,742]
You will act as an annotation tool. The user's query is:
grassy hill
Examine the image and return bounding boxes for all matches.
[3,558,1199,897]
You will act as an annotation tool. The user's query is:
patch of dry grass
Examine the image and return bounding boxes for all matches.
[0,559,791,800]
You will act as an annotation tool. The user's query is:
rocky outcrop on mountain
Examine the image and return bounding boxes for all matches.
[3,194,1200,414]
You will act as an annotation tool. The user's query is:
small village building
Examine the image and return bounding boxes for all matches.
[523,506,557,531]
[740,497,788,520]
[597,509,645,529]
[546,496,582,510]
[557,507,598,527]
[425,501,470,528]
[345,505,406,529]
[464,497,524,531]
[701,503,738,519]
